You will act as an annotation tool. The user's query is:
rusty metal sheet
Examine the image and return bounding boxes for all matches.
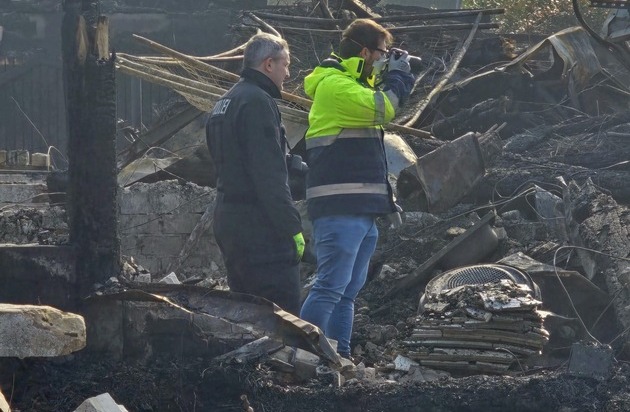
[501,27,603,95]
[415,132,485,213]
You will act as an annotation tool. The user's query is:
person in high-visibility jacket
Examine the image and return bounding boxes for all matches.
[300,19,414,359]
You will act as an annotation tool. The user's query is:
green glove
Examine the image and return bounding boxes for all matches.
[293,232,305,262]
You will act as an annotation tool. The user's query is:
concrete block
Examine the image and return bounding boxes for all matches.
[8,150,29,166]
[74,393,128,412]
[124,181,212,214]
[394,354,419,372]
[119,189,150,215]
[118,214,160,234]
[41,207,68,229]
[159,212,203,234]
[139,234,186,257]
[119,236,141,255]
[568,341,614,381]
[377,264,397,280]
[293,349,320,380]
[31,152,49,168]
[0,183,47,204]
[268,346,295,373]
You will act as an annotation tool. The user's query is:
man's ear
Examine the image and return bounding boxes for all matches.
[359,47,370,60]
[263,57,274,73]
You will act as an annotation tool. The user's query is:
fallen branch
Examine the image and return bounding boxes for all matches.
[117,57,228,96]
[132,34,312,109]
[244,11,282,38]
[116,53,243,66]
[116,61,222,100]
[317,0,335,19]
[386,122,435,139]
[404,13,483,128]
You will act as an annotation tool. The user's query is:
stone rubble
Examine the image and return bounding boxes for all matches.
[0,303,86,358]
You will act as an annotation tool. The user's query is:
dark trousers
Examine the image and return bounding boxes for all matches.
[213,200,301,315]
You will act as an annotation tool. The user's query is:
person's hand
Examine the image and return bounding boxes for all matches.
[293,232,305,261]
[387,48,411,73]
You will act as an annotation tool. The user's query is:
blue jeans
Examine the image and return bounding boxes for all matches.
[300,214,378,357]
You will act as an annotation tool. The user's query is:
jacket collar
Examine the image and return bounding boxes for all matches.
[327,53,375,87]
[241,67,281,98]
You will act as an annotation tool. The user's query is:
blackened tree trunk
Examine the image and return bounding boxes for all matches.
[62,0,120,299]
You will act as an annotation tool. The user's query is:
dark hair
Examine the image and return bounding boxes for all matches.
[338,19,393,59]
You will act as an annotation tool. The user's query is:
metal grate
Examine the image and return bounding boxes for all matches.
[590,0,630,8]
[425,264,537,297]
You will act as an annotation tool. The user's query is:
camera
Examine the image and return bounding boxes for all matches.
[286,154,309,176]
[388,48,424,74]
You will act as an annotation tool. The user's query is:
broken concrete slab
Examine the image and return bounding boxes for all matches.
[0,303,86,358]
[74,393,128,412]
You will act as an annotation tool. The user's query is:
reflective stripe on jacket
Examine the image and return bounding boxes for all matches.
[303,55,398,220]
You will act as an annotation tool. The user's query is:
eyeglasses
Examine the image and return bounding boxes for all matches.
[346,37,388,56]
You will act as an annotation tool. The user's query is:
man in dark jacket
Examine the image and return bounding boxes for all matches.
[205,33,304,315]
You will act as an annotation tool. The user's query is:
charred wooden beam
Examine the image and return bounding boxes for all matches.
[252,8,504,27]
[374,8,505,23]
[274,22,498,35]
[63,0,120,298]
[116,103,203,170]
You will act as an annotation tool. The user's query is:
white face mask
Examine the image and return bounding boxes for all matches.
[371,54,389,82]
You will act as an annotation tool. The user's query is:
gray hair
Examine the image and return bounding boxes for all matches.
[242,33,289,69]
